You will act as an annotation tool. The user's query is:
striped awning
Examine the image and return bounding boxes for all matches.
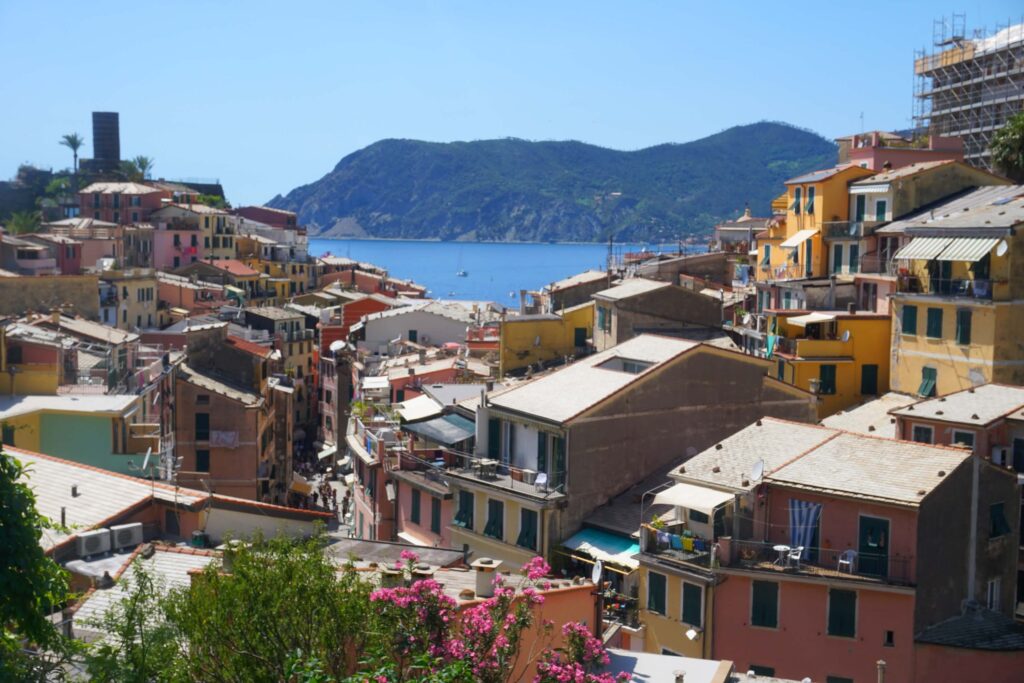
[780,229,818,248]
[935,237,999,263]
[892,237,952,260]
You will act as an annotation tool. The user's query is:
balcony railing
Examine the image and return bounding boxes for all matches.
[443,448,567,500]
[823,220,883,239]
[723,539,914,586]
[897,275,994,300]
[641,523,715,571]
[759,264,807,281]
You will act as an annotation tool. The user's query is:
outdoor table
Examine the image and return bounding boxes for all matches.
[773,544,791,566]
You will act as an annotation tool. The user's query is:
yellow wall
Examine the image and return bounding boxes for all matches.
[0,365,61,395]
[636,564,712,658]
[770,314,892,418]
[499,303,594,376]
[450,488,545,570]
[107,274,159,330]
[0,413,42,451]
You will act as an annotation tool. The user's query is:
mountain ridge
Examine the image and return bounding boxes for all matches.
[269,122,837,242]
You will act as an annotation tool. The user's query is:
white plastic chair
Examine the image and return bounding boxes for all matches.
[534,472,548,492]
[787,546,804,568]
[837,549,857,573]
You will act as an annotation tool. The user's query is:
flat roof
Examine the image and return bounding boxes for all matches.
[593,278,670,301]
[0,394,137,421]
[489,334,700,424]
[878,185,1024,235]
[546,269,608,292]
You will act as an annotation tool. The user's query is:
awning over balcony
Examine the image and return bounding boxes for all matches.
[396,394,442,423]
[892,237,952,260]
[787,312,836,327]
[780,229,818,248]
[404,413,475,447]
[361,376,390,391]
[562,528,640,571]
[653,482,733,517]
[935,237,999,262]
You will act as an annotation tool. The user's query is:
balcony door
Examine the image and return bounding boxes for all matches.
[858,515,889,578]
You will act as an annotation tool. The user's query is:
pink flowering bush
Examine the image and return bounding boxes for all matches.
[534,622,631,683]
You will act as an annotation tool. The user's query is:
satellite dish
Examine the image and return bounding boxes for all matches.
[142,447,152,472]
[329,340,345,353]
[751,458,765,482]
[591,560,603,585]
[997,240,1009,257]
[841,330,851,343]
[742,313,752,326]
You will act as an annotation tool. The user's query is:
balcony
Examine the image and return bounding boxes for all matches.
[15,257,59,274]
[896,275,994,301]
[640,523,715,573]
[823,220,883,240]
[442,449,566,502]
[126,422,161,455]
[722,538,914,586]
[759,264,807,281]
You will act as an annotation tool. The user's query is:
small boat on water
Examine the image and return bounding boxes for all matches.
[456,269,468,277]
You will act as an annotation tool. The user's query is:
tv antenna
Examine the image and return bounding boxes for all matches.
[751,458,765,483]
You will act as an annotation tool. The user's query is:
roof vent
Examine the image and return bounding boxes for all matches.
[679,466,686,474]
[907,405,914,410]
[712,466,721,473]
[936,410,944,415]
[971,413,979,420]
[890,418,895,423]
[918,489,926,496]
[937,470,946,477]
[939,397,946,402]
[715,443,723,450]
[71,484,79,497]
[756,419,762,426]
[868,425,876,432]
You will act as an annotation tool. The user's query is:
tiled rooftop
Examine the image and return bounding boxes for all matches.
[891,383,1024,426]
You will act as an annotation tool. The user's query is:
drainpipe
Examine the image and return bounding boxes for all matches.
[876,659,886,683]
[967,455,979,602]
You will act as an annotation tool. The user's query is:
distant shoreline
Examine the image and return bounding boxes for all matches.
[308,235,710,248]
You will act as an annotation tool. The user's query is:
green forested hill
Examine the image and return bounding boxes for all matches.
[268,122,836,242]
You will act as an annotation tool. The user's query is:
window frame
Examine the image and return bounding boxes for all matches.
[647,571,667,615]
[901,304,918,335]
[951,430,975,449]
[818,364,837,395]
[926,307,943,339]
[195,449,210,473]
[410,488,421,525]
[911,424,934,444]
[826,588,857,638]
[750,580,779,629]
[681,581,703,628]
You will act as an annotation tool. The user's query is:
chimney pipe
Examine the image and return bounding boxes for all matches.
[472,558,499,598]
[876,660,886,683]
[847,301,856,314]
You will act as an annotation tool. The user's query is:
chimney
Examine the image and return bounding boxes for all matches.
[847,302,856,314]
[418,349,427,365]
[673,672,686,683]
[411,563,436,582]
[882,160,893,172]
[472,557,500,598]
[50,308,61,326]
[485,379,494,392]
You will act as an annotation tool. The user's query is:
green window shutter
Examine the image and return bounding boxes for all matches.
[855,195,866,221]
[682,582,703,627]
[956,310,972,345]
[926,308,943,339]
[875,201,887,222]
[761,245,771,266]
[849,244,859,273]
[596,306,606,331]
[902,305,918,335]
[918,367,937,398]
[647,572,667,615]
[487,419,501,458]
[430,497,441,534]
[819,364,837,395]
[454,491,474,528]
[832,244,843,273]
[516,508,538,550]
[827,589,857,637]
[792,188,802,215]
[484,499,504,539]
[805,187,815,214]
[411,488,421,524]
[536,432,548,475]
[751,581,778,627]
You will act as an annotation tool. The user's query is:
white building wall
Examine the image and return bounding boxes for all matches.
[363,310,469,349]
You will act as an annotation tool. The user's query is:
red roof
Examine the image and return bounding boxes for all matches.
[226,335,273,358]
[212,259,260,277]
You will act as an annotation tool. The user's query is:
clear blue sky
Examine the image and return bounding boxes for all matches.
[2,1,1021,205]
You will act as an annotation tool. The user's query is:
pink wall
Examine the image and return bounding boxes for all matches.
[153,230,202,270]
[78,239,119,270]
[390,367,459,402]
[913,643,1022,683]
[762,486,919,577]
[713,574,915,682]
[395,481,454,547]
[896,417,1001,458]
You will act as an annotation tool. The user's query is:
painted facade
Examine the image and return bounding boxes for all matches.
[498,302,594,376]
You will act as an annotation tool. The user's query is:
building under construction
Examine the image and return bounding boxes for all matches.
[914,15,1024,171]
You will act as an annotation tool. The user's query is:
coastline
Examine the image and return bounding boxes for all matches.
[309,235,710,248]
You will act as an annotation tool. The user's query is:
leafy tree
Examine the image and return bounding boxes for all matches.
[991,111,1024,182]
[133,156,155,181]
[0,446,73,680]
[5,209,42,234]
[59,133,84,173]
[120,159,143,182]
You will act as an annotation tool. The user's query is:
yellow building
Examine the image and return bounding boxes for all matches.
[634,560,714,658]
[100,269,159,331]
[768,310,892,418]
[888,186,1024,395]
[757,165,875,284]
[498,302,594,376]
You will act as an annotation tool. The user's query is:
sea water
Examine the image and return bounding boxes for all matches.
[308,238,703,304]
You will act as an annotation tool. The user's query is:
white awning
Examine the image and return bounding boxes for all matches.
[396,394,442,422]
[653,482,734,517]
[780,229,818,248]
[892,237,952,260]
[361,376,390,390]
[787,312,836,327]
[935,237,999,263]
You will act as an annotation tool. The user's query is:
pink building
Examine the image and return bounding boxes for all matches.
[233,205,299,229]
[23,234,82,275]
[156,272,227,315]
[78,182,168,225]
[836,131,964,171]
[641,418,1020,682]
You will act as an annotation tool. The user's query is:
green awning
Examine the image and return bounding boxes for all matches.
[562,528,640,571]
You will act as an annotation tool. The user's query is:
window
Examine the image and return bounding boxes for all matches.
[195,449,210,472]
[688,508,710,524]
[647,571,667,615]
[990,502,1011,538]
[902,305,918,335]
[681,582,703,627]
[875,200,887,221]
[1013,438,1024,473]
[112,194,120,209]
[918,367,937,398]
[204,236,210,248]
[749,665,775,677]
[430,496,441,534]
[173,256,180,268]
[952,430,975,449]
[826,677,854,683]
[113,211,119,223]
[195,413,210,441]
[131,195,141,207]
[536,432,548,474]
[597,306,611,332]
[751,581,778,628]
[860,364,879,395]
[955,310,972,345]
[1,424,14,446]
[454,490,474,529]
[884,630,895,647]
[517,508,538,550]
[484,499,504,539]
[827,589,857,638]
[849,244,859,273]
[408,330,418,343]
[93,193,101,208]
[818,364,837,395]
[911,424,933,444]
[987,578,1001,609]
[196,394,210,406]
[926,307,943,338]
[777,359,785,381]
[761,244,771,266]
[832,243,843,273]
[411,488,421,524]
[792,187,802,215]
[805,186,815,214]
[131,212,139,222]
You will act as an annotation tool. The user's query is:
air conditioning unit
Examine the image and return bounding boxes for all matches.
[110,522,144,551]
[77,528,112,559]
[992,446,1009,466]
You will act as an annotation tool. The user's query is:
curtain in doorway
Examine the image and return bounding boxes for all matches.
[789,499,822,559]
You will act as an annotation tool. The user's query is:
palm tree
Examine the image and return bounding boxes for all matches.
[991,111,1024,183]
[59,133,84,173]
[5,210,41,235]
[132,155,155,180]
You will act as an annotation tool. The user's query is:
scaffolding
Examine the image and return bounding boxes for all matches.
[913,14,1024,171]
